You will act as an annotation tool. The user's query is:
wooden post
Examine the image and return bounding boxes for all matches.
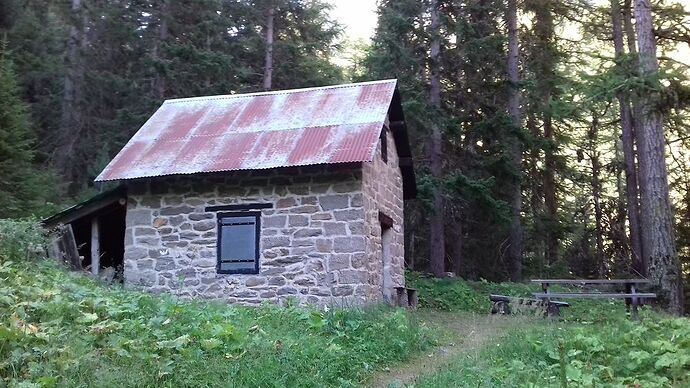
[91,218,99,276]
[630,283,639,321]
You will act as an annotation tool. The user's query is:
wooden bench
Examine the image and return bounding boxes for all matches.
[393,287,418,309]
[490,294,570,317]
[531,279,656,320]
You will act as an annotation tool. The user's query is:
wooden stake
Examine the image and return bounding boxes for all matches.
[91,218,99,275]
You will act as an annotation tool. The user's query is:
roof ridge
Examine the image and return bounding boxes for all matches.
[164,79,398,104]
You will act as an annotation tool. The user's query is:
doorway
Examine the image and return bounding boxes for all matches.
[380,212,393,302]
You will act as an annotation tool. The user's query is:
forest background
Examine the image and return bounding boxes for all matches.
[0,0,689,313]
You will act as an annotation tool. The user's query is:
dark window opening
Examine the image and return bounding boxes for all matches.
[217,212,260,274]
[380,128,388,163]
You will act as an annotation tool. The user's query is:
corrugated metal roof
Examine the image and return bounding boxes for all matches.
[95,79,399,182]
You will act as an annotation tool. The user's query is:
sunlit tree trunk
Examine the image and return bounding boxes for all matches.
[611,0,643,274]
[263,3,274,91]
[633,0,684,315]
[154,0,168,100]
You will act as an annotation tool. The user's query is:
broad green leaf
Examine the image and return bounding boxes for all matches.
[76,312,99,323]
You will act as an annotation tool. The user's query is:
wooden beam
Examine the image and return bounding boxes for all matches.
[530,279,651,285]
[91,218,99,276]
[43,195,125,229]
[533,292,656,299]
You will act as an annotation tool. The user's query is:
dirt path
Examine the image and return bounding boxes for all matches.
[367,311,532,388]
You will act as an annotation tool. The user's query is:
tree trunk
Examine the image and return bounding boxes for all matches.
[55,0,84,192]
[429,0,445,277]
[633,0,684,315]
[532,0,558,267]
[615,138,631,269]
[611,0,647,276]
[589,112,605,278]
[154,0,168,100]
[611,0,644,274]
[506,0,523,281]
[263,4,274,91]
[451,214,463,276]
[527,111,545,275]
[622,0,637,55]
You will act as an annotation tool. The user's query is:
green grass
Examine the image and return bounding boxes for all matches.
[0,259,432,387]
[408,272,690,387]
[415,313,690,387]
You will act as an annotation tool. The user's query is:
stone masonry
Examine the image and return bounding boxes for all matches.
[123,126,405,306]
[362,123,405,303]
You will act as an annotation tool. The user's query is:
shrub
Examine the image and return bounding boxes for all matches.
[0,219,46,262]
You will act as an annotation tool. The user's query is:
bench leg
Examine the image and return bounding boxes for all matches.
[630,284,639,321]
[545,303,560,318]
[631,300,639,321]
[493,301,510,315]
[407,289,418,310]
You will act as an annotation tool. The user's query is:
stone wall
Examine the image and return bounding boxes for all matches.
[362,122,406,303]
[124,164,378,306]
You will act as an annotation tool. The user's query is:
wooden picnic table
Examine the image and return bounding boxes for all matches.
[530,278,656,320]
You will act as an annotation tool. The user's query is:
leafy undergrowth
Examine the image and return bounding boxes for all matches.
[408,272,690,387]
[415,313,690,387]
[0,260,432,387]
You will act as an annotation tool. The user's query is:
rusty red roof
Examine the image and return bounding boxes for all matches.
[95,80,400,182]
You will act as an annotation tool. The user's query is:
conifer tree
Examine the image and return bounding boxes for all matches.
[633,0,684,314]
[0,43,52,218]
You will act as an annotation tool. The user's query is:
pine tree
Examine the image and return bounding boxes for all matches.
[633,0,684,315]
[0,43,53,218]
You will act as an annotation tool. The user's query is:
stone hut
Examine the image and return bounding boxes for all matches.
[92,80,415,306]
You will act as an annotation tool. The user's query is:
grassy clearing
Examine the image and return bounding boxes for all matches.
[408,273,690,387]
[0,222,433,387]
[0,260,432,387]
[415,313,690,387]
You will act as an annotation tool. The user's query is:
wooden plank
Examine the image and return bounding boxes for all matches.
[530,279,651,285]
[90,218,100,276]
[61,224,82,271]
[490,294,569,306]
[533,292,656,299]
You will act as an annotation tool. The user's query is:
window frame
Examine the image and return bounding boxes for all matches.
[216,211,261,275]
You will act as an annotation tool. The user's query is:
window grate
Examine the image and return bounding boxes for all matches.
[216,211,260,274]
